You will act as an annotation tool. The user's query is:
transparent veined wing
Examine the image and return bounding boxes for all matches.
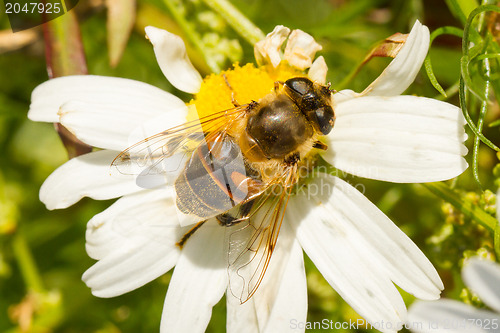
[225,164,298,303]
[111,104,251,189]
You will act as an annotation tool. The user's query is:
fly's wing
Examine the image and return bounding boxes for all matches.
[225,166,297,303]
[111,105,250,190]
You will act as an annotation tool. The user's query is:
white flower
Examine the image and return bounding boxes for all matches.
[29,21,468,333]
[408,258,500,333]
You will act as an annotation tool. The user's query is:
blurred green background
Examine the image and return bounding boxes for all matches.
[1,0,499,332]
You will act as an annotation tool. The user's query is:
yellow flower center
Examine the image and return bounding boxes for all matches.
[188,63,302,124]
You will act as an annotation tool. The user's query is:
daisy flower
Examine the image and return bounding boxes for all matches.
[408,258,500,333]
[29,21,468,332]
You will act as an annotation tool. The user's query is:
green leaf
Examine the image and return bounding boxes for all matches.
[459,5,500,153]
[42,10,87,78]
[12,232,44,293]
[489,118,500,127]
[425,26,463,97]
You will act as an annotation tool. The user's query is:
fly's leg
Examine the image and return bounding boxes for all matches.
[217,199,256,227]
[313,140,328,150]
[176,221,205,249]
[223,74,240,107]
[274,81,284,93]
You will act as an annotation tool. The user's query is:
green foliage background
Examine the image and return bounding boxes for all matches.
[0,0,499,332]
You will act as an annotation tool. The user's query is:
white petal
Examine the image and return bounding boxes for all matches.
[463,259,500,313]
[288,175,443,332]
[308,56,328,85]
[59,100,188,151]
[325,95,468,183]
[260,234,307,332]
[284,29,322,70]
[82,191,182,297]
[145,26,202,94]
[226,224,307,333]
[40,150,143,210]
[160,222,227,333]
[29,75,184,123]
[408,300,500,333]
[362,20,430,96]
[227,297,258,333]
[85,189,177,260]
[332,89,357,104]
[254,25,290,68]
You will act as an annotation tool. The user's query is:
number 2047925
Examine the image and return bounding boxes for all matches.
[5,2,62,14]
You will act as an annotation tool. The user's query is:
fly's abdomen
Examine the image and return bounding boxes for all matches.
[175,135,258,218]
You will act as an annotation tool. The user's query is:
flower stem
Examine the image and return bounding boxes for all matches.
[472,53,490,188]
[201,0,265,45]
[422,182,498,233]
[12,232,44,293]
[162,0,222,73]
[459,77,499,151]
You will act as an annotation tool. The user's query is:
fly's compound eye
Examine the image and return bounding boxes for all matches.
[309,106,335,135]
[284,77,321,111]
[284,77,314,98]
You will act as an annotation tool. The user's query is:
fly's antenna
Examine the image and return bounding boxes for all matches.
[223,74,240,107]
[327,82,337,93]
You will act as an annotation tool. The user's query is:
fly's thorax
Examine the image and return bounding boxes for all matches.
[242,93,314,160]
